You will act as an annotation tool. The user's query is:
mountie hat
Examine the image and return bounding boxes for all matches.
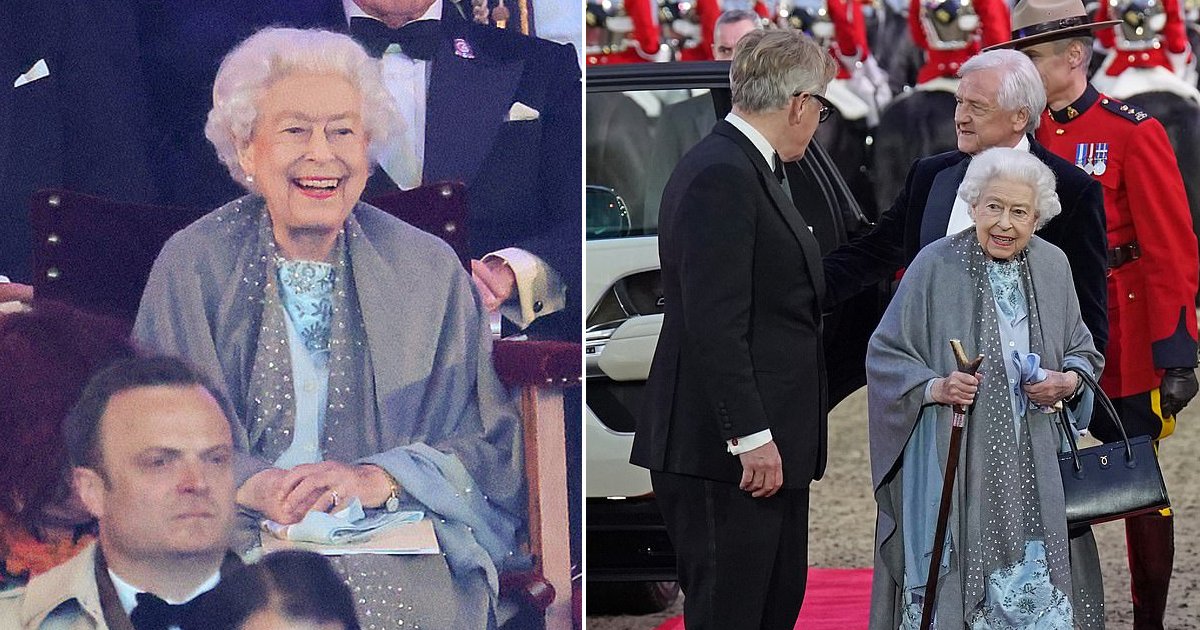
[984,0,1119,50]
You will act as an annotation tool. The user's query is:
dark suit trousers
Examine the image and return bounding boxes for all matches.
[652,471,810,630]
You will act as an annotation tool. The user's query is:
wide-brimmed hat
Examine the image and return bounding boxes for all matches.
[984,0,1119,51]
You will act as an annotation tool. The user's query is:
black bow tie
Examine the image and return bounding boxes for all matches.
[349,16,443,60]
[129,592,201,630]
[772,154,786,183]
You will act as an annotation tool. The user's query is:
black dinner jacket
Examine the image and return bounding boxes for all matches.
[1,0,159,283]
[631,120,829,488]
[822,137,1109,353]
[135,0,581,339]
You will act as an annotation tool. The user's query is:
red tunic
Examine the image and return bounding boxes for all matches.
[1036,85,1199,397]
[829,0,869,79]
[586,0,660,65]
[1096,0,1190,77]
[678,0,720,61]
[908,0,1009,84]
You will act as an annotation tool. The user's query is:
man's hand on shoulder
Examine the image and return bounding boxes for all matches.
[738,440,783,498]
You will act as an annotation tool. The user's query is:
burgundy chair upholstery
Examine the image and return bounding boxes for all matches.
[365,183,471,270]
[29,189,200,323]
[30,184,580,629]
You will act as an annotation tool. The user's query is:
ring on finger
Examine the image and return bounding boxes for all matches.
[331,490,340,507]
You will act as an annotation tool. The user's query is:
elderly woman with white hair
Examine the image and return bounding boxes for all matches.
[133,28,524,628]
[866,148,1105,629]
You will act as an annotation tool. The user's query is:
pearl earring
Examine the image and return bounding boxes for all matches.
[246,174,254,183]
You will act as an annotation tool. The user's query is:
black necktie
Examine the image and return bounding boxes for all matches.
[129,592,200,630]
[349,16,443,60]
[772,153,786,183]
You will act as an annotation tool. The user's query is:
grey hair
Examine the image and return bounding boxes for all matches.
[958,147,1062,229]
[958,49,1047,134]
[715,9,764,32]
[730,29,836,114]
[205,27,401,188]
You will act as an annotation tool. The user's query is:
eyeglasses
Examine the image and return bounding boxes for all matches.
[793,92,833,123]
[976,201,1037,225]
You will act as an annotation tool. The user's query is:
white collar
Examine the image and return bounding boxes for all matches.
[725,112,778,169]
[989,135,1031,153]
[108,566,222,616]
[343,0,443,27]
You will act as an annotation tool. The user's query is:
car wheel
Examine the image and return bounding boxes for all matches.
[586,581,680,615]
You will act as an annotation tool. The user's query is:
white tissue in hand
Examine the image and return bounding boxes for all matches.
[263,498,423,545]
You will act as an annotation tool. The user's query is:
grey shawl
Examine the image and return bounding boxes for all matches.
[866,232,1103,629]
[132,195,526,624]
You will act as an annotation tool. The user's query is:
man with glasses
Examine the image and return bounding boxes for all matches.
[823,48,1108,361]
[633,29,835,630]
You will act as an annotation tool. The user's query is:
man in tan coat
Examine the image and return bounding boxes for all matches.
[0,356,238,630]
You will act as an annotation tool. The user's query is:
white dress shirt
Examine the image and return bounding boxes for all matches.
[342,0,563,330]
[343,0,433,190]
[945,135,1031,236]
[110,567,221,630]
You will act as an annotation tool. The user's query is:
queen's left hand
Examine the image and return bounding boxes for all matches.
[1023,369,1079,408]
[281,461,398,514]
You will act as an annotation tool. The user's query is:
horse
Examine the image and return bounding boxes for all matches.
[869,86,959,216]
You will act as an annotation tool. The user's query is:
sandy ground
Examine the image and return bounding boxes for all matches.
[586,387,1200,629]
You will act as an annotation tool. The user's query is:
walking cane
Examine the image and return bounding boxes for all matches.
[919,339,984,630]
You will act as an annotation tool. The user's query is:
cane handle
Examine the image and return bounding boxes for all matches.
[949,339,984,375]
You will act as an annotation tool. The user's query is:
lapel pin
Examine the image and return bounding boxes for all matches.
[454,38,476,59]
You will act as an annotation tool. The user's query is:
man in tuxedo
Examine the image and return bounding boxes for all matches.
[631,30,835,630]
[1,0,158,285]
[0,356,240,630]
[823,48,1110,354]
[135,0,580,340]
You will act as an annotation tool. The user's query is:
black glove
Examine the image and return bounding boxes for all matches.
[1160,367,1199,419]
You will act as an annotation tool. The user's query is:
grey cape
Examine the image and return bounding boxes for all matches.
[866,233,1105,628]
[132,195,526,628]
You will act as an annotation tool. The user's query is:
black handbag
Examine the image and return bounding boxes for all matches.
[1055,370,1170,527]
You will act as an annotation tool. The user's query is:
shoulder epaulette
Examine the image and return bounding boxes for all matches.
[1099,97,1152,124]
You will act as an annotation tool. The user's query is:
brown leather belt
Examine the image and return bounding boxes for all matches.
[1107,241,1141,269]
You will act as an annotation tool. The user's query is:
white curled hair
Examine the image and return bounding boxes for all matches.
[958,147,1062,229]
[204,27,402,188]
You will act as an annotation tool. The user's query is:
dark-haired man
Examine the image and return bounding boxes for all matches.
[0,356,240,630]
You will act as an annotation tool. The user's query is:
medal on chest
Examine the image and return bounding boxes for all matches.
[1074,142,1109,176]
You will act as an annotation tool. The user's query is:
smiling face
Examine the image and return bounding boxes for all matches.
[971,177,1038,260]
[76,384,235,565]
[954,68,1028,155]
[237,72,370,260]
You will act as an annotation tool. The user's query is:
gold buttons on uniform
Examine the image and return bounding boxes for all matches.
[1056,129,1065,135]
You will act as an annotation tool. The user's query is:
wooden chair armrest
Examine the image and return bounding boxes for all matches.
[491,339,580,629]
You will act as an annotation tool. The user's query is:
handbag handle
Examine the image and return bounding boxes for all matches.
[1056,368,1134,472]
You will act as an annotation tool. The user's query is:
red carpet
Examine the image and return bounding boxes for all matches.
[652,567,872,630]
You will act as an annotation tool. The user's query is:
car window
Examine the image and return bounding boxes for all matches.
[585,89,717,240]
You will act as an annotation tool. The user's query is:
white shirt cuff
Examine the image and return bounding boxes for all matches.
[923,379,937,405]
[727,429,773,455]
[484,247,566,329]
